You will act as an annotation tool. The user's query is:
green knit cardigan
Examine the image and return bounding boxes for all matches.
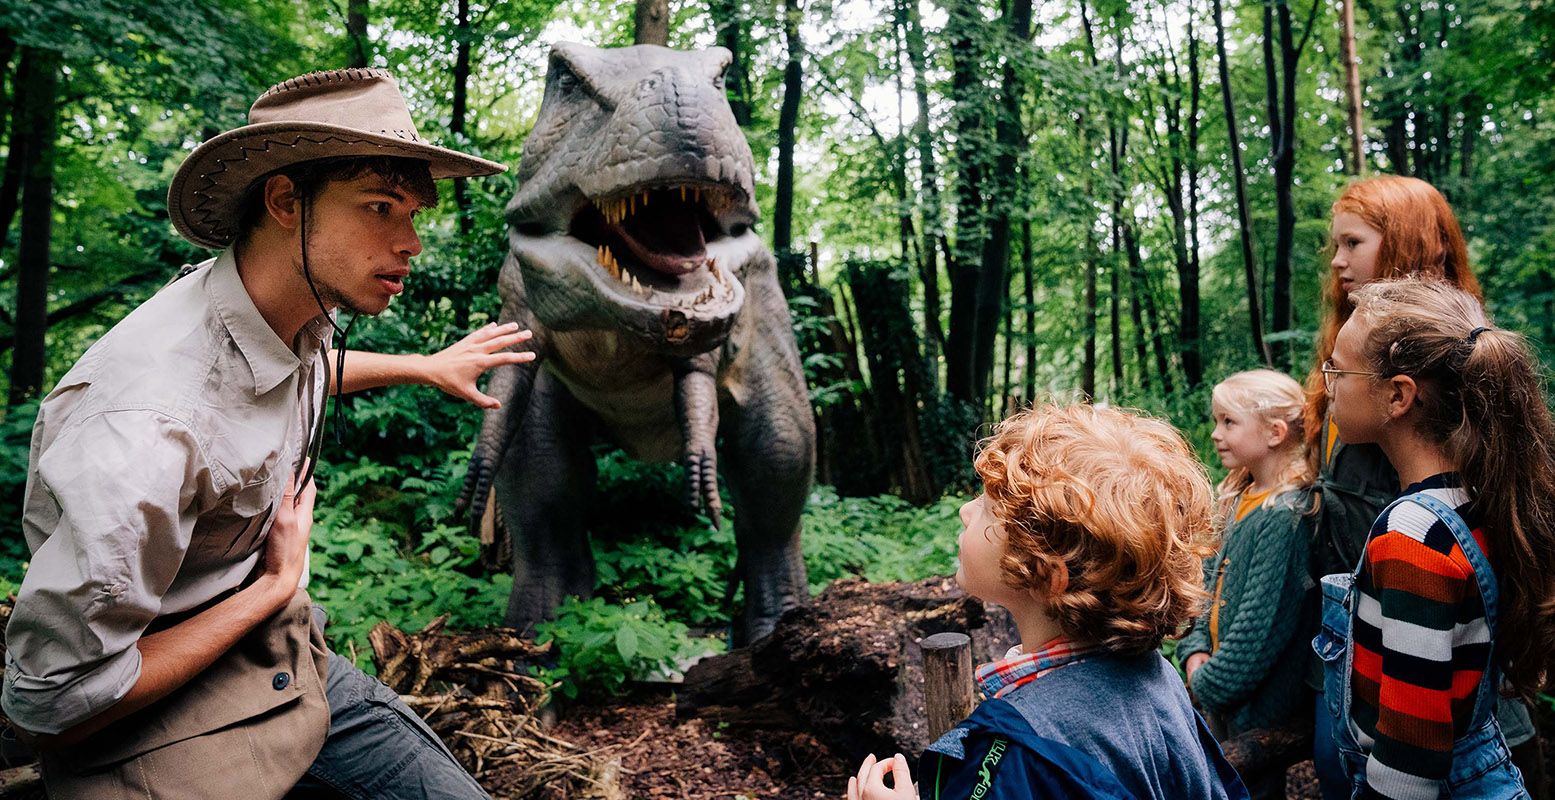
[1178,487,1315,733]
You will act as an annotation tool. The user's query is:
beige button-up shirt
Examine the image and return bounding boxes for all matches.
[2,249,331,735]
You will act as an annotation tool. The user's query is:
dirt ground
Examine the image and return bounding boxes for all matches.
[501,693,1550,800]
[531,689,849,799]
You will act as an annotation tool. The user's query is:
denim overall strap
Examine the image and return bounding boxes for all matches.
[1406,492,1501,726]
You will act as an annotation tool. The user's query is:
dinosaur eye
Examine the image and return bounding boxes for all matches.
[713,71,726,91]
[555,71,578,95]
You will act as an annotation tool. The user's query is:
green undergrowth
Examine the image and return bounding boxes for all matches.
[306,444,969,695]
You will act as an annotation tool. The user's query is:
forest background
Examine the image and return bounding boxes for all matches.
[0,0,1552,698]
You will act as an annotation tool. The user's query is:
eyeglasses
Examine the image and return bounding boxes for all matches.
[1320,359,1375,393]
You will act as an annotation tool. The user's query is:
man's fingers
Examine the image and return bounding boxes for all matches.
[481,330,534,352]
[468,322,520,344]
[484,351,536,368]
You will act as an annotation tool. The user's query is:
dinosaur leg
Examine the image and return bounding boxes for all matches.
[674,354,722,528]
[720,370,816,645]
[494,369,598,636]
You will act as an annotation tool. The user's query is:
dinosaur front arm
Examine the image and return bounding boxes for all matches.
[458,362,537,533]
[674,354,722,529]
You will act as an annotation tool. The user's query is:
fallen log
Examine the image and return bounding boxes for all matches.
[677,576,1018,758]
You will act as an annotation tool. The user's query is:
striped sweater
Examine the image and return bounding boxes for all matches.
[1351,473,1493,800]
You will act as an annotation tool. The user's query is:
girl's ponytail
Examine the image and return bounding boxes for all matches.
[1353,278,1555,700]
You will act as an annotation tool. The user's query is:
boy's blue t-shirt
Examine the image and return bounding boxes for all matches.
[921,651,1249,800]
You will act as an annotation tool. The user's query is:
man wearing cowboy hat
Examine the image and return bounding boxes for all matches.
[3,69,516,798]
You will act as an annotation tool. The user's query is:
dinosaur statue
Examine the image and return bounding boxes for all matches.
[459,43,814,644]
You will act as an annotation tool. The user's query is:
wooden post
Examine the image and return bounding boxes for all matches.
[921,632,974,739]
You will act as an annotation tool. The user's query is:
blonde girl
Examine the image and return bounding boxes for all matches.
[1179,370,1314,799]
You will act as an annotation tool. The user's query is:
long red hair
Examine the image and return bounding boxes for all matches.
[1302,176,1482,469]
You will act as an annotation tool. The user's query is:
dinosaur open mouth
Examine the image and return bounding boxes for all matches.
[568,183,747,304]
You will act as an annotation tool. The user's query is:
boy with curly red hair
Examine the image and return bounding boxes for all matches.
[847,403,1249,800]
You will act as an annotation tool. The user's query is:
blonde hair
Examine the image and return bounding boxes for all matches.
[1211,369,1313,518]
[974,403,1217,654]
[1350,277,1555,699]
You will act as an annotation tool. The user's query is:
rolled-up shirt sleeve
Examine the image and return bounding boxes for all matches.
[3,409,212,735]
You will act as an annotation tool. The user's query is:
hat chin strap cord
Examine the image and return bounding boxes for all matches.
[293,194,358,498]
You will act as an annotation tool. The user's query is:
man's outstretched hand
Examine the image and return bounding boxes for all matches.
[339,323,537,406]
[423,322,536,409]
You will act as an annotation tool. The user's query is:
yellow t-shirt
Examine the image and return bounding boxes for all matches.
[1234,487,1273,523]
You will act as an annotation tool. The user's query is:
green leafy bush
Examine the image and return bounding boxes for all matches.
[534,596,713,699]
[801,487,963,590]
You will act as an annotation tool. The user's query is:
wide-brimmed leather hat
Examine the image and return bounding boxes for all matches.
[169,68,506,249]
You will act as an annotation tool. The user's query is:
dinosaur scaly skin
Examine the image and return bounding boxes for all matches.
[460,43,814,644]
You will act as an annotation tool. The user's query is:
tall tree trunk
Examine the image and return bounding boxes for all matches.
[0,42,30,249]
[1459,92,1477,181]
[347,0,370,68]
[1211,0,1271,366]
[1106,26,1124,395]
[9,47,59,406]
[1125,219,1172,394]
[891,15,915,263]
[0,30,17,141]
[902,0,946,369]
[1000,266,1014,412]
[1184,2,1205,386]
[1082,217,1097,400]
[971,0,1033,405]
[1266,0,1300,366]
[1078,1,1100,400]
[634,0,669,45]
[1109,230,1123,394]
[943,0,985,405]
[451,0,471,237]
[1340,0,1364,174]
[772,0,802,255]
[1126,249,1148,393]
[710,0,750,125]
[1022,219,1035,403]
[449,0,474,330]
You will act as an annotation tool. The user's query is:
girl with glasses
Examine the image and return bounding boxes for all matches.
[1313,278,1555,800]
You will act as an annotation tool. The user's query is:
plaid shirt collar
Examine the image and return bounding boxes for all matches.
[974,636,1099,699]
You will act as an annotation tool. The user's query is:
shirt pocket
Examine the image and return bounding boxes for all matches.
[223,470,280,560]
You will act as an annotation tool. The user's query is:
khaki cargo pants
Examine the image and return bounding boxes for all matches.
[39,590,330,800]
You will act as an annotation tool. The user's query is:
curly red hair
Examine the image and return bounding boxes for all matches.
[974,404,1217,654]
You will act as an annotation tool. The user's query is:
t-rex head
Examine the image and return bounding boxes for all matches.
[506,43,757,355]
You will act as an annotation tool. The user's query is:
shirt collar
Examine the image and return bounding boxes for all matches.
[207,248,332,396]
[974,635,1099,699]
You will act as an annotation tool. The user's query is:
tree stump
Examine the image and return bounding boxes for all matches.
[677,577,1018,758]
